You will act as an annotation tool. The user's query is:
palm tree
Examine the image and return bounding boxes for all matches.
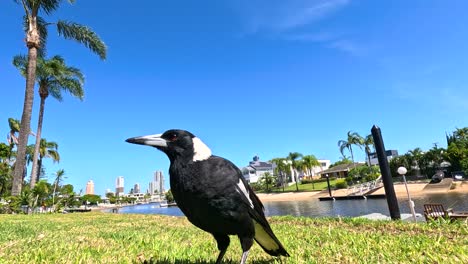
[301,155,320,177]
[260,172,276,193]
[301,155,320,190]
[12,0,106,196]
[52,169,66,211]
[34,139,60,184]
[7,118,21,161]
[287,152,303,191]
[270,157,289,192]
[362,134,374,166]
[13,55,84,189]
[338,131,364,166]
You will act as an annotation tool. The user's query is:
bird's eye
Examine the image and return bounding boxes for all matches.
[168,134,178,142]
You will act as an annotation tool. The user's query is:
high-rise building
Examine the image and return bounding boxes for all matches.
[134,183,140,194]
[154,170,165,194]
[115,176,124,196]
[85,180,94,195]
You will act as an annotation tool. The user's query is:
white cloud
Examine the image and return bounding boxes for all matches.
[231,0,351,34]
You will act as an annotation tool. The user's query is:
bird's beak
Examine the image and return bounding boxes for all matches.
[125,133,167,148]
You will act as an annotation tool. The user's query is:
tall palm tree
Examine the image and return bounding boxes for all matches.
[270,157,289,192]
[362,134,374,166]
[6,118,21,162]
[13,55,84,189]
[52,169,66,211]
[301,155,320,177]
[338,131,364,166]
[287,152,303,191]
[12,0,106,196]
[34,139,60,184]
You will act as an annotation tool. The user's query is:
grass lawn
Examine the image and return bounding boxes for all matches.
[0,212,466,263]
[268,180,337,193]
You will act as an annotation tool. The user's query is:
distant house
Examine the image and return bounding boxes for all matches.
[242,156,275,183]
[319,162,365,178]
[302,159,331,180]
[368,150,399,165]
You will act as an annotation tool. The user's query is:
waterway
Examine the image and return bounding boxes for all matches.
[114,192,467,218]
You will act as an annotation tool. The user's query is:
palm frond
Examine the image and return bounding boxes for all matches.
[56,20,107,60]
[12,55,29,77]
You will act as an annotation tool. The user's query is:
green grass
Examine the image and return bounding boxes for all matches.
[0,213,467,263]
[268,180,337,193]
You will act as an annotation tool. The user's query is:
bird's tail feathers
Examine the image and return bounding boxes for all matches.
[253,220,290,257]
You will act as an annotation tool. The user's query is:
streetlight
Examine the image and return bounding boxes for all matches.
[397,166,417,222]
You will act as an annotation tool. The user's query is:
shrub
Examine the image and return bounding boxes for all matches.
[335,179,348,189]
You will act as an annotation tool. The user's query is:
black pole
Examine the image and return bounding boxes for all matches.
[326,174,332,197]
[371,125,401,220]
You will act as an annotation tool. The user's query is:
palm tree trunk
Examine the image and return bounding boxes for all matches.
[294,170,299,191]
[12,45,38,196]
[30,96,46,189]
[36,158,43,184]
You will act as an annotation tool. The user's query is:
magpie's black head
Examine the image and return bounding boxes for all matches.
[126,129,212,162]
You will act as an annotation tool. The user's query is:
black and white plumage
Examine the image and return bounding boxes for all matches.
[126,129,289,264]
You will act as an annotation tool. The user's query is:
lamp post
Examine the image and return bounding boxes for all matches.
[325,174,332,197]
[398,166,417,222]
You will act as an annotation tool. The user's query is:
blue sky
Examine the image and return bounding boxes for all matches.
[1,0,467,195]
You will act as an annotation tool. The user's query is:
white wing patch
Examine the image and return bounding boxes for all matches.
[192,137,212,161]
[236,179,254,208]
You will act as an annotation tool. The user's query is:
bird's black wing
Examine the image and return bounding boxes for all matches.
[209,156,290,257]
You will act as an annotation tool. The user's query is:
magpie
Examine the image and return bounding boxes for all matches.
[126,129,289,264]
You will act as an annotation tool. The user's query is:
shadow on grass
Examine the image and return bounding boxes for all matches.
[138,257,277,264]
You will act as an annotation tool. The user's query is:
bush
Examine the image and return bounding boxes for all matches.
[335,179,348,189]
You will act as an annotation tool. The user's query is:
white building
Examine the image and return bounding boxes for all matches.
[368,150,399,166]
[303,159,331,179]
[115,176,124,196]
[85,180,94,195]
[242,156,275,183]
[149,171,165,195]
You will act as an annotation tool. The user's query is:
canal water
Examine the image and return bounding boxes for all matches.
[115,192,467,218]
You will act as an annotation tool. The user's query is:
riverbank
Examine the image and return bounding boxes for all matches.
[0,212,466,263]
[256,181,468,202]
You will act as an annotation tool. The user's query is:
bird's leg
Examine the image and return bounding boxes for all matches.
[239,236,253,264]
[240,250,250,264]
[214,234,230,264]
[216,248,228,264]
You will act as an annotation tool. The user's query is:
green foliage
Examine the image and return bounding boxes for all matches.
[335,179,348,189]
[259,172,276,193]
[80,194,101,205]
[348,165,381,184]
[165,189,174,202]
[329,157,352,168]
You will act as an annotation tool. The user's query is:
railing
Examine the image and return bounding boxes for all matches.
[346,177,383,195]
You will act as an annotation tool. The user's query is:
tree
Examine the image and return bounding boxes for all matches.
[446,127,468,174]
[80,194,101,205]
[301,155,320,177]
[329,157,352,168]
[259,172,276,193]
[13,55,84,189]
[270,157,289,192]
[34,139,60,184]
[7,118,21,162]
[338,131,364,166]
[51,169,66,210]
[12,0,106,196]
[362,134,374,166]
[300,155,320,190]
[287,152,303,191]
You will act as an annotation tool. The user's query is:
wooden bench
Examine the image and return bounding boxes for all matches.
[424,203,468,221]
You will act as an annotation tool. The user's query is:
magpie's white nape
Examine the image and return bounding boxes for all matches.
[126,129,290,264]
